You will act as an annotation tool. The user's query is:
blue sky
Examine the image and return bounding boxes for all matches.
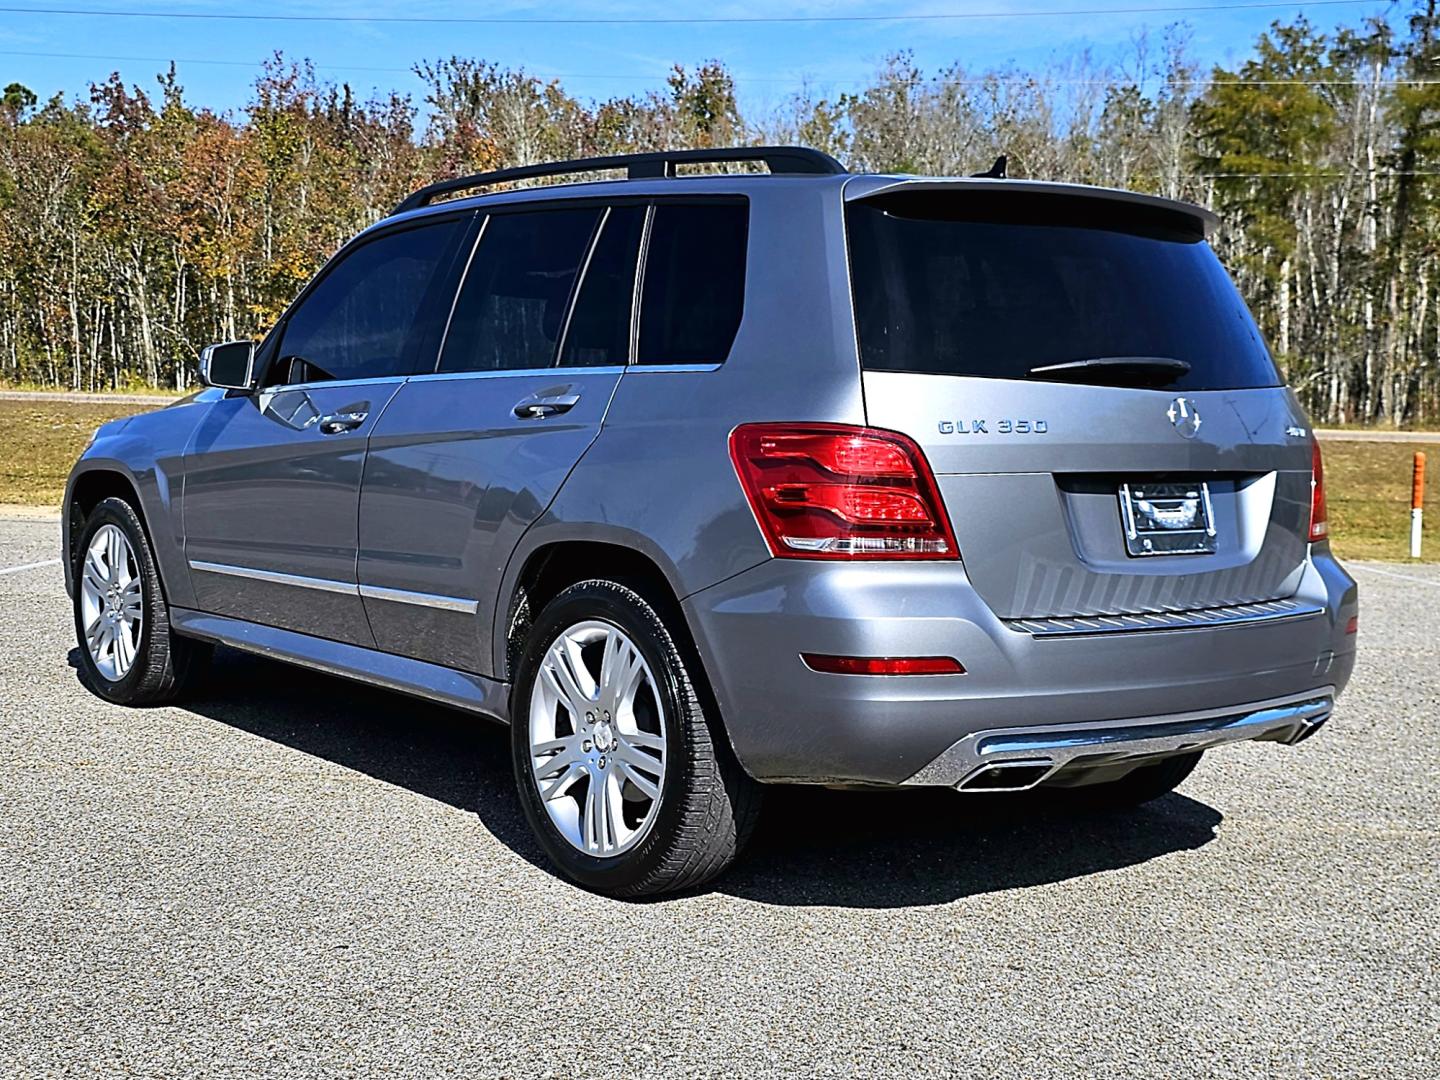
[0,1,1404,116]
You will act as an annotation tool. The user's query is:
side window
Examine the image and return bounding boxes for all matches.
[559,205,646,368]
[439,208,600,373]
[636,202,748,365]
[273,218,465,384]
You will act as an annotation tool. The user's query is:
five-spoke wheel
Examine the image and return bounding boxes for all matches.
[71,495,210,704]
[511,578,759,897]
[529,620,668,857]
[78,523,144,681]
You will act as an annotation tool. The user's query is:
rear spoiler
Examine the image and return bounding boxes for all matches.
[842,175,1219,238]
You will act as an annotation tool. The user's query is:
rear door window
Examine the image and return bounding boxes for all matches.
[846,192,1279,391]
[273,217,468,384]
[439,208,600,373]
[560,205,646,368]
[636,202,748,365]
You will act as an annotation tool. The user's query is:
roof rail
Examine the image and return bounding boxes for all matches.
[393,145,847,214]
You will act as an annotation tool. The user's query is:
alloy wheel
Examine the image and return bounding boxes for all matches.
[527,620,667,857]
[79,524,144,681]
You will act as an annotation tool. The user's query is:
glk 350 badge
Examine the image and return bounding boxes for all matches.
[938,418,1049,435]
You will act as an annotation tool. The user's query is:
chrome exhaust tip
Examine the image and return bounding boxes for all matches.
[1285,714,1329,745]
[956,759,1056,793]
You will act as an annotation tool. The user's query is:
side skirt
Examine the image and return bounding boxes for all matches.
[170,608,511,723]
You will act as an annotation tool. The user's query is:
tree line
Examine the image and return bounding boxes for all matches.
[1,3,1438,424]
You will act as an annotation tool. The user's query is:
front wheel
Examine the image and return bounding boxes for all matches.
[72,496,211,705]
[510,579,759,897]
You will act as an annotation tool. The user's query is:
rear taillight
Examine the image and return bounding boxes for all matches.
[729,423,958,560]
[1309,439,1329,542]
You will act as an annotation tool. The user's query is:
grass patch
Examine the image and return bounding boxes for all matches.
[0,397,1435,563]
[0,398,165,507]
[1323,438,1440,562]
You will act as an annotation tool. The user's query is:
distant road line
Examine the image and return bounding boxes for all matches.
[1350,564,1440,587]
[0,558,61,577]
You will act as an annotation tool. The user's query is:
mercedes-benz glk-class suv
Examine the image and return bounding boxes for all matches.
[64,147,1358,897]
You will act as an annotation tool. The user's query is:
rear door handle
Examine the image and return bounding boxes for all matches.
[316,410,368,435]
[513,392,581,419]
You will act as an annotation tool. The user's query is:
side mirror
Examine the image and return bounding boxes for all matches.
[199,340,256,390]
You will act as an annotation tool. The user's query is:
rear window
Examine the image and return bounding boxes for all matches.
[846,192,1279,391]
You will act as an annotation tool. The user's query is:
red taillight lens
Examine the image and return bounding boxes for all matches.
[1309,439,1329,542]
[802,654,966,676]
[729,423,959,560]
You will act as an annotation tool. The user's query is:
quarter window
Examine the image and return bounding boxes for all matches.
[636,202,748,365]
[273,218,466,384]
[439,209,600,373]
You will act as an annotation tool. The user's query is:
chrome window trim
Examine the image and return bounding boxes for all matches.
[627,362,723,374]
[358,583,478,614]
[256,374,408,395]
[405,366,626,383]
[189,560,359,597]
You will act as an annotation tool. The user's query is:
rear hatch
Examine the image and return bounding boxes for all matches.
[847,179,1315,620]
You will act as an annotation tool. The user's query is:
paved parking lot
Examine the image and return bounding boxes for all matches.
[1,514,1435,1077]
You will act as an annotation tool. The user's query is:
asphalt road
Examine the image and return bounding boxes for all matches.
[1,514,1435,1078]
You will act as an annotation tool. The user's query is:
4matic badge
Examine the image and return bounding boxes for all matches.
[938,418,1049,435]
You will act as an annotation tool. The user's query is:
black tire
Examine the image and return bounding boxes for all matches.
[510,578,760,897]
[1056,751,1203,810]
[72,496,211,705]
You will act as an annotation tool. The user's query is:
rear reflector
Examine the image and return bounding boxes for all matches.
[801,654,966,675]
[1346,615,1358,635]
[730,423,959,560]
[1309,439,1329,542]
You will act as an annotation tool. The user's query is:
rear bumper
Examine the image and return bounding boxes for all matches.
[682,550,1357,786]
[907,689,1332,792]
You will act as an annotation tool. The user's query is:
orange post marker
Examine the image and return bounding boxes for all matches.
[1412,451,1426,559]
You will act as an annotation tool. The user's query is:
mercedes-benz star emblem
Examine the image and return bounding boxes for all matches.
[1167,396,1202,439]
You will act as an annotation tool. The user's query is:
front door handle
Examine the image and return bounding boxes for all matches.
[316,410,368,435]
[513,392,581,419]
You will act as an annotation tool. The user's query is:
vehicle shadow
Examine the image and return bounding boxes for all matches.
[80,646,1223,909]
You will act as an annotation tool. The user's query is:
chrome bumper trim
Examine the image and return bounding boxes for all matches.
[903,688,1335,791]
[1006,598,1323,637]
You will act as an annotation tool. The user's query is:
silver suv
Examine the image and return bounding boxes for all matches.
[64,146,1358,897]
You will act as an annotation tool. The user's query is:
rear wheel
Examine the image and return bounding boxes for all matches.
[1055,751,1203,810]
[510,579,759,897]
[72,496,211,705]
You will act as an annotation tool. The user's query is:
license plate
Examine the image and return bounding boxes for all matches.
[1118,481,1217,557]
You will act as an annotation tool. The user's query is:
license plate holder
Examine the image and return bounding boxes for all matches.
[1118,481,1217,557]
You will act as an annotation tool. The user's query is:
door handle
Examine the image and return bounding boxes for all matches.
[316,410,368,435]
[513,392,581,419]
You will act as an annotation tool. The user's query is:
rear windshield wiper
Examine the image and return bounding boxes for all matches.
[1027,356,1192,388]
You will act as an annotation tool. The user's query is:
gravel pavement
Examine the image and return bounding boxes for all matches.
[1,516,1435,1078]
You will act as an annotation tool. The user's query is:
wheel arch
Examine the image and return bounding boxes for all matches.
[496,530,687,682]
[497,530,760,784]
[64,461,190,608]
